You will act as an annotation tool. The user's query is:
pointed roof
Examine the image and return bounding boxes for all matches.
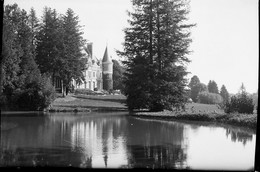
[102,46,112,62]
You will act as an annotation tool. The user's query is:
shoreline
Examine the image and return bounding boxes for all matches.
[1,109,257,131]
[131,111,257,130]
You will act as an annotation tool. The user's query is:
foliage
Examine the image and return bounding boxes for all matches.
[190,83,207,103]
[2,4,22,92]
[198,91,223,104]
[74,88,97,95]
[60,8,86,89]
[11,75,56,110]
[1,4,57,110]
[251,91,258,110]
[112,60,125,92]
[28,7,39,56]
[220,85,229,103]
[35,8,86,96]
[188,75,207,102]
[74,89,111,95]
[208,80,219,94]
[118,0,194,111]
[224,84,254,114]
[188,75,200,88]
[36,7,62,75]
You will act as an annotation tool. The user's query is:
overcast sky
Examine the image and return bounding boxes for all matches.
[4,0,259,94]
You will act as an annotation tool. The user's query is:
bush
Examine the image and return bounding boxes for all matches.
[74,88,106,95]
[0,94,8,110]
[12,75,56,110]
[224,94,254,114]
[74,88,96,95]
[198,91,223,104]
[40,75,56,108]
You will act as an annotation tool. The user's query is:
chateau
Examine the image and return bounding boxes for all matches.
[54,43,113,92]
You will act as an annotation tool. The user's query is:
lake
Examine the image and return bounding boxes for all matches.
[0,112,256,170]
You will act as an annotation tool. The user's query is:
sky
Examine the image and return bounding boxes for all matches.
[4,0,259,94]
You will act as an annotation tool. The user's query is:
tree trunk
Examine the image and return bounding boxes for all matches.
[156,0,161,72]
[61,79,65,97]
[149,0,153,65]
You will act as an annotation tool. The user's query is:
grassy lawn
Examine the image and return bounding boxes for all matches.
[50,93,127,112]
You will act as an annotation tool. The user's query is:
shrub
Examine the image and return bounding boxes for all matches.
[40,75,56,109]
[75,88,97,95]
[13,75,56,110]
[0,94,8,110]
[11,76,55,110]
[198,91,223,104]
[224,94,254,114]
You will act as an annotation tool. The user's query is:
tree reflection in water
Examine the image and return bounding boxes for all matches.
[125,117,188,169]
[226,128,253,145]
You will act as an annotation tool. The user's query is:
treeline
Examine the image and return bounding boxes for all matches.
[1,4,86,110]
[188,75,257,114]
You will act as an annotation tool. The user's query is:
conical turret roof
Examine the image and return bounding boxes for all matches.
[102,46,112,62]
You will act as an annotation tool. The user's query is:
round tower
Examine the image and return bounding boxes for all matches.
[102,46,113,91]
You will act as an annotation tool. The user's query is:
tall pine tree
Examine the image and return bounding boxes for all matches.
[208,80,219,94]
[220,85,229,103]
[17,9,41,86]
[2,4,22,95]
[36,7,63,77]
[60,8,86,94]
[28,7,39,58]
[118,0,194,111]
[36,8,86,96]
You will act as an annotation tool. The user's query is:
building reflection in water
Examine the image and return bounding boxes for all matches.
[52,114,128,168]
[57,114,189,168]
[61,113,129,168]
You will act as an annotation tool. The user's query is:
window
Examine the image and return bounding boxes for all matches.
[93,72,95,77]
[88,71,91,78]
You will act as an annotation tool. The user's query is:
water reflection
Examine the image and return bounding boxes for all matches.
[126,117,188,168]
[0,112,256,170]
[226,128,253,145]
[65,113,129,168]
[185,125,255,171]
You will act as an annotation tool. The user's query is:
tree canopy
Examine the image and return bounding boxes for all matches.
[112,60,125,92]
[1,3,86,109]
[208,80,219,94]
[220,85,229,103]
[35,7,86,95]
[188,75,207,102]
[1,4,56,110]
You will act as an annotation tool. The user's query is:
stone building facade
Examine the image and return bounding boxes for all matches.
[70,43,113,91]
